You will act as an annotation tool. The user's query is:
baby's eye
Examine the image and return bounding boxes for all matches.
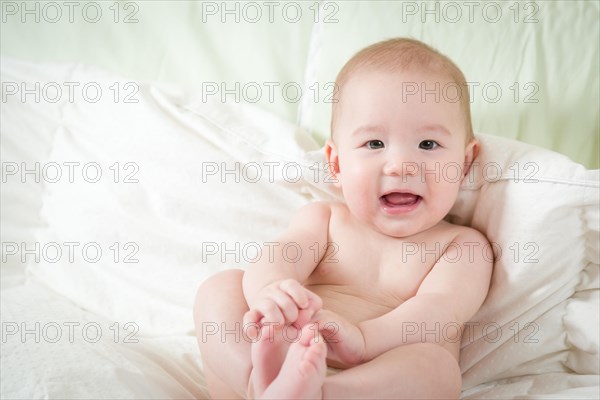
[419,140,439,150]
[366,140,385,149]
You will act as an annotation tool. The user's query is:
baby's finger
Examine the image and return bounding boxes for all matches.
[304,288,323,313]
[270,289,299,323]
[293,291,323,329]
[243,309,263,340]
[293,308,315,329]
[254,298,285,327]
[243,309,263,327]
[310,309,335,331]
[279,279,309,309]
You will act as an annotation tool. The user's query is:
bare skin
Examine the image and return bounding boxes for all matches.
[250,324,327,399]
[194,203,491,399]
[194,68,493,399]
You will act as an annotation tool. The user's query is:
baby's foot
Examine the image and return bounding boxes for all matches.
[250,324,290,396]
[252,323,327,400]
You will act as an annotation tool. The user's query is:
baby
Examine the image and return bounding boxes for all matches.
[194,38,493,399]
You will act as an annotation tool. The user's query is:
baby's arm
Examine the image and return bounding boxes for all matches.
[242,202,331,327]
[357,228,493,362]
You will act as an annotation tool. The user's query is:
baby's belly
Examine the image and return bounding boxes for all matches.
[305,284,401,325]
[304,284,402,369]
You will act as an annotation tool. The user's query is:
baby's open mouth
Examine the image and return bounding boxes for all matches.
[380,192,422,208]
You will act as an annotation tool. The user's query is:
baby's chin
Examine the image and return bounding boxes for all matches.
[369,217,442,238]
[344,203,444,238]
[372,224,424,238]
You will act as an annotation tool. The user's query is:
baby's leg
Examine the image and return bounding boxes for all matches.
[194,270,460,399]
[194,269,327,399]
[194,269,251,399]
[323,342,462,399]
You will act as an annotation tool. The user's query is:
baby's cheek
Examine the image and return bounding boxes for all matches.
[434,182,461,215]
[343,184,373,219]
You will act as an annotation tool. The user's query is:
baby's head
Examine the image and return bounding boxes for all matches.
[326,38,479,237]
[330,38,474,142]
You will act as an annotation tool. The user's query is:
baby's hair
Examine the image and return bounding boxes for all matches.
[331,38,474,143]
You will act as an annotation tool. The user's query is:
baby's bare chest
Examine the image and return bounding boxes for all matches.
[304,225,451,324]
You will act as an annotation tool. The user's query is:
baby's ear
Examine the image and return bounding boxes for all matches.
[462,138,480,182]
[325,139,341,186]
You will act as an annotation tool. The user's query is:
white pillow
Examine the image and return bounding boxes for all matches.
[448,135,599,387]
[17,62,323,336]
[3,58,597,385]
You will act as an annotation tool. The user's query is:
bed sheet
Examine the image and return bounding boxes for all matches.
[1,275,598,399]
[1,280,209,399]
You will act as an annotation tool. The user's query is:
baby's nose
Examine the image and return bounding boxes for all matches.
[383,157,418,176]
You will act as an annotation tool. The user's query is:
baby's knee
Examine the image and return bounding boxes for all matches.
[414,343,462,398]
[196,269,244,299]
[194,269,244,319]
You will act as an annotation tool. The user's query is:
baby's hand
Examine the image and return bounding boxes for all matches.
[243,279,322,334]
[311,309,366,368]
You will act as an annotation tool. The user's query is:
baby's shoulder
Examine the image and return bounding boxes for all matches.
[288,201,352,234]
[288,201,334,228]
[294,201,349,218]
[437,220,490,247]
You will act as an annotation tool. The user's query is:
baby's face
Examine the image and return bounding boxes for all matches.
[327,69,477,237]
